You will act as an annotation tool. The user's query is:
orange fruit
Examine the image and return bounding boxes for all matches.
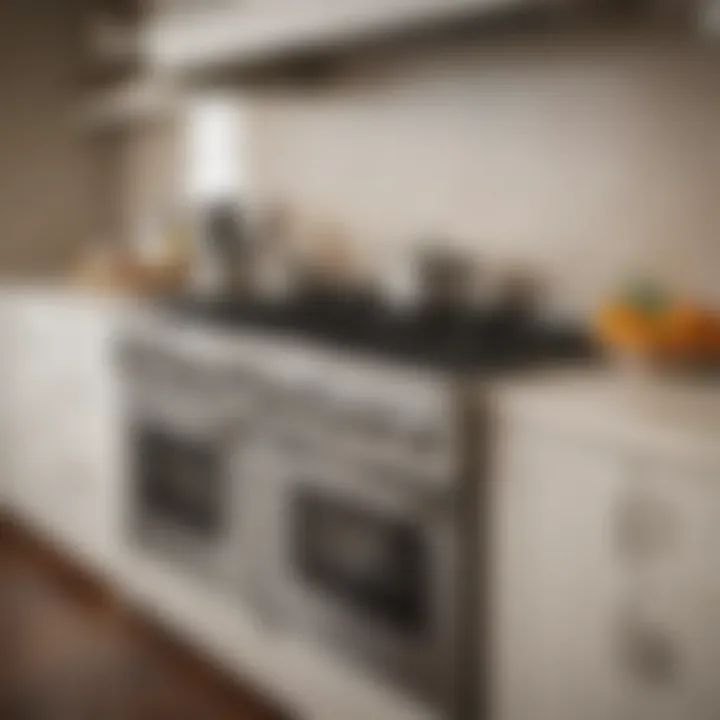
[595,303,660,353]
[660,303,720,360]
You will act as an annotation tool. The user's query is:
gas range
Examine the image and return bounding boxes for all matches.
[157,291,593,372]
[118,292,593,720]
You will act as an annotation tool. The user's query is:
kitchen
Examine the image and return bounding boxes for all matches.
[2,1,720,719]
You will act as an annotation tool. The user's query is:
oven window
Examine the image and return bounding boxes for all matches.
[133,425,228,540]
[291,486,429,635]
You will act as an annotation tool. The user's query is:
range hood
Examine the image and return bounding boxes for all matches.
[143,0,547,73]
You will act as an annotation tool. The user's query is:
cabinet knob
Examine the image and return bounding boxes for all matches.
[616,610,680,687]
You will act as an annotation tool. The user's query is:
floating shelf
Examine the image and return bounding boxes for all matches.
[144,0,535,73]
[75,75,184,130]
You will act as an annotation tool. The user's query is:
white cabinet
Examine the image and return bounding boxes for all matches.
[2,291,127,577]
[492,421,628,720]
[493,412,720,720]
[614,458,720,720]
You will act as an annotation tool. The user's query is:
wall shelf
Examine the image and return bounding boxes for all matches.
[143,0,535,74]
[75,76,183,131]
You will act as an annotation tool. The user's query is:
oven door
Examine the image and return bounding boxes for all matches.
[128,411,247,585]
[264,445,461,710]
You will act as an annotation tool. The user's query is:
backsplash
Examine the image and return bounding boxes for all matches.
[247,29,720,316]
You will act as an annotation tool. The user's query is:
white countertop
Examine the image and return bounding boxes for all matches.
[492,369,720,463]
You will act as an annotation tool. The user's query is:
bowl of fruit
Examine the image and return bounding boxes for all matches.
[595,280,720,377]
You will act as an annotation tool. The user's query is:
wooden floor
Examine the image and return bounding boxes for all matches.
[0,519,290,720]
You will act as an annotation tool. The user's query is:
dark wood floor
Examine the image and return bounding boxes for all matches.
[0,519,290,720]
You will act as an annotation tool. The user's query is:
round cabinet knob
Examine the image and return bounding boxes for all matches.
[616,610,680,687]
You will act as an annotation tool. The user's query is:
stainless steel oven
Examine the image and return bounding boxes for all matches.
[129,414,247,582]
[259,436,465,714]
[118,321,261,589]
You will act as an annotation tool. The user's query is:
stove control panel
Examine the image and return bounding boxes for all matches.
[119,310,464,480]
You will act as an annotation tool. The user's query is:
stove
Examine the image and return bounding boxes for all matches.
[159,291,592,371]
[118,292,592,720]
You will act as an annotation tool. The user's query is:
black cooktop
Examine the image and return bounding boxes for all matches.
[160,291,593,371]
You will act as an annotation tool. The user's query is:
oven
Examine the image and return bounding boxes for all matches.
[118,324,261,589]
[129,414,246,582]
[258,437,467,715]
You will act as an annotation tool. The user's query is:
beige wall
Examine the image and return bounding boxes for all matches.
[0,0,92,276]
[0,0,182,276]
[249,30,720,314]
[119,119,183,241]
